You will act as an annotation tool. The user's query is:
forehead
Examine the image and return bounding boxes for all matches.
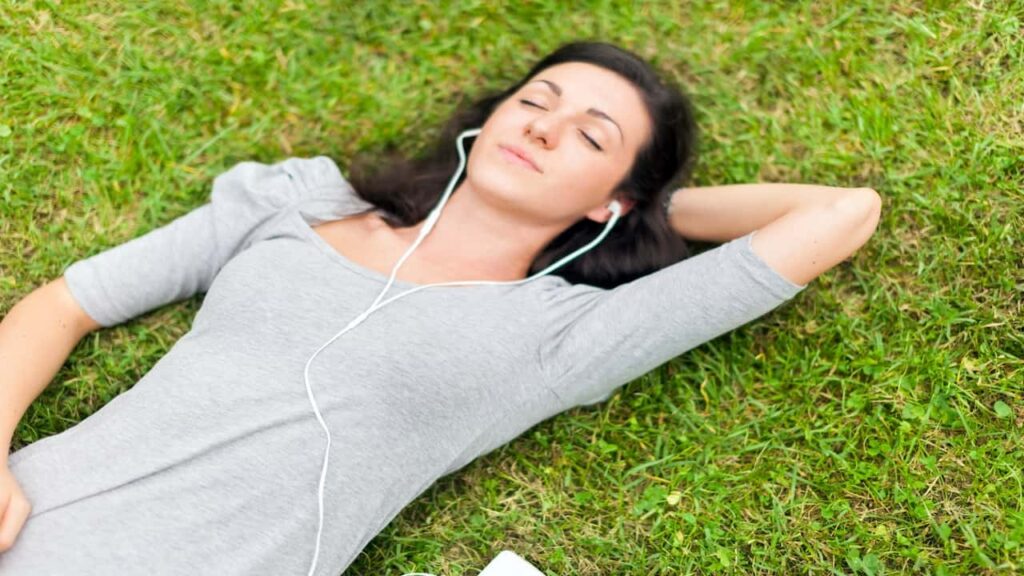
[526,62,651,147]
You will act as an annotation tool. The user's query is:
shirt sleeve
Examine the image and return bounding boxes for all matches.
[63,156,348,328]
[539,230,808,408]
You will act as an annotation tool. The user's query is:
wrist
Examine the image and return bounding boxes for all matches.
[1,432,13,465]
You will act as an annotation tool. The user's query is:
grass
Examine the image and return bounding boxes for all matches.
[2,0,1022,574]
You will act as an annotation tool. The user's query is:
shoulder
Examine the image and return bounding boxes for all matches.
[520,274,604,312]
[285,156,351,194]
[211,156,354,210]
[214,155,349,193]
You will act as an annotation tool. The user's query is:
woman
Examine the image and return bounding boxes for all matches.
[0,41,881,574]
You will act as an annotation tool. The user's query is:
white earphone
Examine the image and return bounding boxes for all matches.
[303,127,623,576]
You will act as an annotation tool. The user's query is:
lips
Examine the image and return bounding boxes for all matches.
[499,144,542,173]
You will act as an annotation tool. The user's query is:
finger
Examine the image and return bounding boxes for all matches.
[0,494,31,553]
[0,497,30,553]
[0,491,10,550]
[0,487,10,517]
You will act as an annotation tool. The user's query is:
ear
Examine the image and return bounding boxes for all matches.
[585,194,636,223]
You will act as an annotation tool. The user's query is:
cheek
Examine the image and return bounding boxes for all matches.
[556,158,630,215]
[557,152,621,193]
[485,103,522,131]
[542,164,615,215]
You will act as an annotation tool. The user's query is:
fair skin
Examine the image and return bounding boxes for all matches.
[326,61,648,284]
[354,60,880,286]
[0,60,881,553]
[328,61,881,288]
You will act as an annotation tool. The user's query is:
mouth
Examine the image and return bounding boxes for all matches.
[499,144,542,173]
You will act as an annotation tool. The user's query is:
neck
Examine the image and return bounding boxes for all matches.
[389,181,568,282]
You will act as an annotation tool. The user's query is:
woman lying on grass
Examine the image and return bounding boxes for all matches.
[0,40,881,575]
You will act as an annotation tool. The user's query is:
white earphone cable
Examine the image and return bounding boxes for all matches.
[303,128,622,576]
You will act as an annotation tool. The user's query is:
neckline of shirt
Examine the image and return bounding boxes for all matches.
[288,209,567,293]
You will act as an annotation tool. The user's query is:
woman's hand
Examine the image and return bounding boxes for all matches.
[0,459,32,554]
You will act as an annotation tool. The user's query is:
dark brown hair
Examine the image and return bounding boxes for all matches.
[346,41,699,289]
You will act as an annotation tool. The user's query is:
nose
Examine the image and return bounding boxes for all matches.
[525,115,559,149]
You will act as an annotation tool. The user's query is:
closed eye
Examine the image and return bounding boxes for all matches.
[579,130,603,151]
[519,99,604,151]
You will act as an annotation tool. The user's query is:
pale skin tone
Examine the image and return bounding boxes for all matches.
[0,61,881,553]
[320,61,650,285]
[314,61,881,287]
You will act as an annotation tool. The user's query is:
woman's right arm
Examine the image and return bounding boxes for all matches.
[1,277,100,460]
[2,156,350,452]
[0,276,99,552]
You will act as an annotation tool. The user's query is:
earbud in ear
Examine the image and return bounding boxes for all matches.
[608,200,622,215]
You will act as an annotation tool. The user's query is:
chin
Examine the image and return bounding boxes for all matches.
[466,168,516,200]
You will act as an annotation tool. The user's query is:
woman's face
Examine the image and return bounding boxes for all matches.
[466,61,652,225]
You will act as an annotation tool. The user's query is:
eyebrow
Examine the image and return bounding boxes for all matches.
[532,79,624,144]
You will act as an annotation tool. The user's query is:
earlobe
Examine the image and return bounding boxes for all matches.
[585,196,633,223]
[611,196,635,219]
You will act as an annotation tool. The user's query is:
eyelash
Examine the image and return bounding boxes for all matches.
[519,99,603,151]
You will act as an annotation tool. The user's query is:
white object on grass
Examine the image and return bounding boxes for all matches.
[400,549,545,576]
[477,550,546,576]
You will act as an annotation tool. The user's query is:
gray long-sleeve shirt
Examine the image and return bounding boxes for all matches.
[0,157,806,575]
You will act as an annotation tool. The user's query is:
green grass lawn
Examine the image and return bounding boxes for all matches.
[2,1,1022,574]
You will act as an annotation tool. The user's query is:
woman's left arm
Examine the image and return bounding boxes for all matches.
[668,183,883,286]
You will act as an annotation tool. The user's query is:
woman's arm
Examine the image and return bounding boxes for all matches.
[668,183,882,286]
[0,277,99,458]
[0,276,94,553]
[0,277,95,553]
